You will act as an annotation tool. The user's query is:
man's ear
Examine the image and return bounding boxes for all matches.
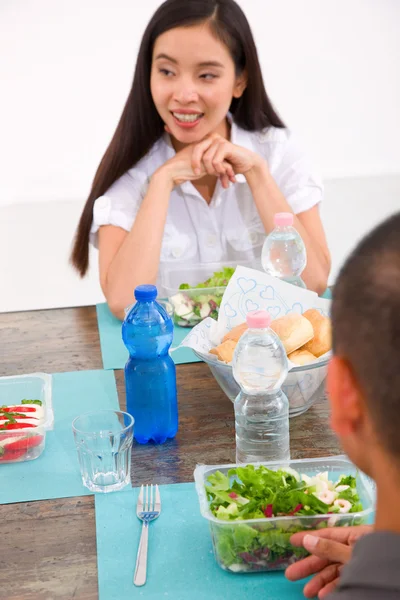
[327,356,364,436]
[233,70,247,98]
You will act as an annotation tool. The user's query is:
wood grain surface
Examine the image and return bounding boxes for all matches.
[0,307,340,599]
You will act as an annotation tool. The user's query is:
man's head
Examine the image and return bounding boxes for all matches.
[328,212,400,477]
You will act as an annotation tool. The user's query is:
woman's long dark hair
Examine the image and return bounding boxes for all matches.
[71,0,285,276]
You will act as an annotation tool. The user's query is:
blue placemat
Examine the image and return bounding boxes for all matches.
[0,370,119,504]
[321,287,332,300]
[96,302,201,370]
[95,482,306,600]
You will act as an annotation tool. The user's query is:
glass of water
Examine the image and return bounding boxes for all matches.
[72,410,134,493]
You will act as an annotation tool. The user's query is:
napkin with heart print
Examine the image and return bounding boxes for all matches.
[178,265,331,369]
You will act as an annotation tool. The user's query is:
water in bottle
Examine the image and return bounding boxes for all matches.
[122,284,178,444]
[261,212,307,288]
[232,310,290,463]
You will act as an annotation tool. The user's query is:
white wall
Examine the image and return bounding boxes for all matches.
[1,1,400,312]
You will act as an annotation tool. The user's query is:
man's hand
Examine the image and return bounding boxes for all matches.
[285,525,373,599]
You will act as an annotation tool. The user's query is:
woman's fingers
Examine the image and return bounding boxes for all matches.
[202,140,223,175]
[220,171,232,189]
[202,140,236,185]
[212,141,236,182]
[191,135,220,175]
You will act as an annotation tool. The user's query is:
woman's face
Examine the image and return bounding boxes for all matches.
[150,23,246,147]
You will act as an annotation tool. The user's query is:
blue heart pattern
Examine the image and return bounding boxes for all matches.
[224,303,237,318]
[260,285,275,300]
[245,299,259,312]
[237,277,257,294]
[267,306,281,319]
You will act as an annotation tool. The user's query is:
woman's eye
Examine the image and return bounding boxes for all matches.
[159,68,174,77]
[200,73,217,80]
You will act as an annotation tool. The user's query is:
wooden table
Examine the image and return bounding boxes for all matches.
[0,307,340,599]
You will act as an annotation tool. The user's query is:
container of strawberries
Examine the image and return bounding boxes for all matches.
[0,373,53,464]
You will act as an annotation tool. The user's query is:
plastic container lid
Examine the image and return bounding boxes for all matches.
[134,284,157,301]
[246,310,272,329]
[274,212,294,227]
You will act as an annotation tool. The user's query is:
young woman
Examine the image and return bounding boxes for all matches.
[71,0,330,319]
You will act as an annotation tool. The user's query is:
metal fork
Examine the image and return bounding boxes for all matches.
[134,484,161,586]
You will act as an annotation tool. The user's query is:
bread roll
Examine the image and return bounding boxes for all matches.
[270,313,314,355]
[222,322,248,344]
[209,339,237,363]
[288,348,316,366]
[302,309,332,357]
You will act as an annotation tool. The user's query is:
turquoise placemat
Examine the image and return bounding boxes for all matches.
[321,287,332,300]
[0,370,119,504]
[95,482,306,600]
[96,302,201,370]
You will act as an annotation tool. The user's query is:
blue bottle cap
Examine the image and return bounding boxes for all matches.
[134,284,157,301]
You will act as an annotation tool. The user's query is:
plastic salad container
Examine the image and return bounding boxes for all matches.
[0,373,53,464]
[194,456,375,573]
[162,260,261,328]
[194,349,329,417]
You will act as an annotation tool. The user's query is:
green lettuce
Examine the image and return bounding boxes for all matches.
[205,464,366,572]
[179,267,235,290]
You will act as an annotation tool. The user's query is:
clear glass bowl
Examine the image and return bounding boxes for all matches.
[194,456,375,573]
[194,350,329,417]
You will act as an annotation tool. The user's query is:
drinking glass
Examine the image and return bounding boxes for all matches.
[72,410,134,493]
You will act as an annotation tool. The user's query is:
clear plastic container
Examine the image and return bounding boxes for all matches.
[194,456,375,573]
[168,286,225,327]
[162,261,259,328]
[0,373,53,464]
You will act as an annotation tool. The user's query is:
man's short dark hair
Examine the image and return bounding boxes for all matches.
[332,211,400,458]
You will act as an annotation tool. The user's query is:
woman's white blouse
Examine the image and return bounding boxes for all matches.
[90,121,323,295]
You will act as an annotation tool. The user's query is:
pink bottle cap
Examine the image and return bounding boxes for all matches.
[246,310,272,329]
[274,212,294,227]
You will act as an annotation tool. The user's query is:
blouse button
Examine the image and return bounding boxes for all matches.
[250,231,258,244]
[171,247,183,258]
[206,234,217,247]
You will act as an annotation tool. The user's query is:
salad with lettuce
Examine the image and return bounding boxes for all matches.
[206,464,365,572]
[169,267,235,327]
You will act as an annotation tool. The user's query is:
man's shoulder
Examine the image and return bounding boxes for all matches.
[330,531,400,600]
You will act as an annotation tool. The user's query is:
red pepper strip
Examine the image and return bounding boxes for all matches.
[288,503,303,516]
[0,422,36,430]
[264,504,274,518]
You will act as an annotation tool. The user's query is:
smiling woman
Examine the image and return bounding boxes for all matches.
[70,0,330,320]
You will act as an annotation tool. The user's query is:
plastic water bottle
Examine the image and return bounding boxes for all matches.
[122,284,178,444]
[261,212,307,288]
[232,310,290,463]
